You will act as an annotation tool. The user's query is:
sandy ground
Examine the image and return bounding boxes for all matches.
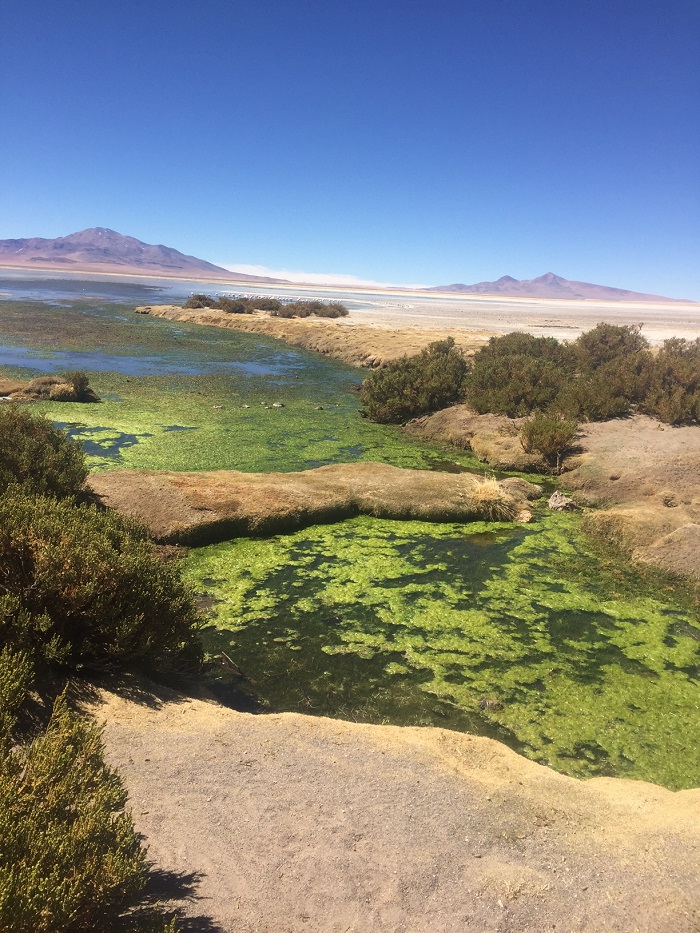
[89,681,700,933]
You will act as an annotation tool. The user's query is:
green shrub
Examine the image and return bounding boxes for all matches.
[0,650,176,933]
[0,407,88,499]
[215,297,251,314]
[575,322,649,370]
[183,293,214,309]
[249,297,282,312]
[360,338,469,423]
[642,338,700,424]
[520,413,579,472]
[0,493,203,670]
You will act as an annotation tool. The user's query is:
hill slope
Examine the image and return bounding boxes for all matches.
[0,227,286,282]
[428,271,691,302]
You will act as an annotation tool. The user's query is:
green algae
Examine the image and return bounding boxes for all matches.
[184,512,700,789]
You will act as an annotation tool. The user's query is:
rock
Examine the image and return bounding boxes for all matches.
[272,402,285,408]
[515,508,533,523]
[500,477,543,500]
[548,491,577,511]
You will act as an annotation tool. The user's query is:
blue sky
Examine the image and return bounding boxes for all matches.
[1,0,698,297]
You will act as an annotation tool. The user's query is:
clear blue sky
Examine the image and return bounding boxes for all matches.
[1,0,698,297]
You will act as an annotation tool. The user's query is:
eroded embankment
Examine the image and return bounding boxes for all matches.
[88,462,537,545]
[91,680,700,933]
[407,406,700,579]
[136,304,489,368]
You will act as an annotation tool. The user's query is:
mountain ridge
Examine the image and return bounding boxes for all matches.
[0,228,288,284]
[426,272,692,303]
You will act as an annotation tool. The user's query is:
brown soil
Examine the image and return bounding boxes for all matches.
[89,680,700,933]
[563,415,700,578]
[136,306,490,368]
[88,462,535,545]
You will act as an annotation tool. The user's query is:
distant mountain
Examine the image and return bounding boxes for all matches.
[0,228,287,283]
[427,272,692,303]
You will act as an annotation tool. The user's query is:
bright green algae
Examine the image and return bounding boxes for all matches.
[3,297,699,789]
[184,513,700,789]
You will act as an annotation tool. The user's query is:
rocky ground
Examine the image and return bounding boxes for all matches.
[89,680,700,933]
[88,462,538,545]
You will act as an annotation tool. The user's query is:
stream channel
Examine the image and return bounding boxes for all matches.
[1,275,698,790]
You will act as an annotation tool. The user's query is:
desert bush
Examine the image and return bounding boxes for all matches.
[520,413,579,472]
[0,650,176,933]
[215,297,251,314]
[575,322,649,370]
[183,293,214,309]
[642,337,700,424]
[0,407,88,499]
[272,300,349,318]
[249,297,282,312]
[0,493,203,670]
[360,338,469,423]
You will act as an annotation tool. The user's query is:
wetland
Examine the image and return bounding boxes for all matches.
[1,275,698,790]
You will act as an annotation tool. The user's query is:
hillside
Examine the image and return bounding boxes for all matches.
[0,227,287,282]
[428,271,692,302]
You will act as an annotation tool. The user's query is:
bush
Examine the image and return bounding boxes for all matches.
[215,297,251,314]
[0,407,88,499]
[360,338,469,423]
[520,413,579,472]
[61,370,99,402]
[183,294,214,309]
[642,337,700,424]
[0,650,176,933]
[0,493,203,670]
[575,323,649,370]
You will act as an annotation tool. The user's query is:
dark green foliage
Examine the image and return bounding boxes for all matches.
[576,322,649,369]
[0,650,176,933]
[0,493,203,670]
[464,324,700,425]
[464,333,576,417]
[520,413,579,472]
[0,407,88,499]
[215,297,252,314]
[183,293,214,309]
[249,297,281,312]
[272,299,349,318]
[360,338,468,423]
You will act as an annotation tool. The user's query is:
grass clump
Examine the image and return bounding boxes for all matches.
[359,338,468,423]
[0,407,88,499]
[467,476,519,521]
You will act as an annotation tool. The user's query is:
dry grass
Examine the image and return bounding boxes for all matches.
[467,476,519,522]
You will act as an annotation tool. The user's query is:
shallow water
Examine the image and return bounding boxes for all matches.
[2,284,699,788]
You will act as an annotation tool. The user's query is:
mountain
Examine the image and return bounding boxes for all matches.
[427,272,692,302]
[0,228,287,283]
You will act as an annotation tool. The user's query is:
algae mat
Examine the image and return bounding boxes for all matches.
[185,512,700,790]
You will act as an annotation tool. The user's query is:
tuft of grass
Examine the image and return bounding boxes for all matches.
[467,477,519,522]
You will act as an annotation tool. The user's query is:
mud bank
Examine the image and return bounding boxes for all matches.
[91,681,700,933]
[89,462,536,545]
[136,305,490,368]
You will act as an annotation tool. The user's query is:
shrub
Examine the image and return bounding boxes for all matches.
[465,353,567,417]
[642,337,700,424]
[0,650,176,933]
[215,297,251,314]
[183,293,214,309]
[0,407,88,499]
[520,413,579,472]
[575,322,649,370]
[0,493,203,670]
[360,338,469,423]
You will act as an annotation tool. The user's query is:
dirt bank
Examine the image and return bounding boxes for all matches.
[88,462,537,545]
[90,680,700,933]
[0,374,99,402]
[406,406,700,579]
[136,305,490,368]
